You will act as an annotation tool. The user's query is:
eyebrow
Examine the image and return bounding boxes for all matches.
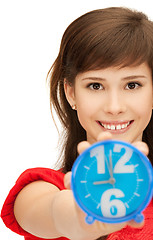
[121,75,147,80]
[82,75,147,81]
[82,77,105,81]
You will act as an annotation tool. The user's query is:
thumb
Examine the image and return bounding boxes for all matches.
[64,171,72,189]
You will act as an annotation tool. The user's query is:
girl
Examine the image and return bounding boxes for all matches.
[1,6,153,240]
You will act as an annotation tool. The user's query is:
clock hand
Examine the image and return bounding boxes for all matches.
[105,155,111,177]
[109,150,116,187]
[109,150,113,179]
[94,151,116,186]
[105,152,114,179]
[93,178,116,185]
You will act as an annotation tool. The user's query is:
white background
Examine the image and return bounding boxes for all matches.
[0,0,152,239]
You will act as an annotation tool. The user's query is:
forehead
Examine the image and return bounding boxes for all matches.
[75,63,152,81]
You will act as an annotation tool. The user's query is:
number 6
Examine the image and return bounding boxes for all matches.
[101,189,126,218]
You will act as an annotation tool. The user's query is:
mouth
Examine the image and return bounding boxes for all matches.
[97,120,134,133]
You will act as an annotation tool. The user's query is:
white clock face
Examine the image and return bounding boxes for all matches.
[71,140,153,224]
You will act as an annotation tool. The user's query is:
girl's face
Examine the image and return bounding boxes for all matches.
[65,63,153,144]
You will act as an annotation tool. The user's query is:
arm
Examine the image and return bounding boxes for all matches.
[14,179,128,240]
[14,180,62,239]
[14,132,146,240]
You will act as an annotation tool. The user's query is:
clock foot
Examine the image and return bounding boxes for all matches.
[85,215,95,224]
[134,213,144,223]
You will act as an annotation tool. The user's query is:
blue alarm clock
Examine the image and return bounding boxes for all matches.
[71,140,153,224]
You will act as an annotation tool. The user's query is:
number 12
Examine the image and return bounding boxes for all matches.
[90,144,135,174]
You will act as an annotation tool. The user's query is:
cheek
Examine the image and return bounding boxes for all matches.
[76,97,99,127]
[77,103,94,122]
[142,104,152,127]
[133,93,153,127]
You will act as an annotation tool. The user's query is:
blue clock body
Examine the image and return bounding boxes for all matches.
[71,140,153,224]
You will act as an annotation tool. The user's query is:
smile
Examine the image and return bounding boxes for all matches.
[97,120,133,132]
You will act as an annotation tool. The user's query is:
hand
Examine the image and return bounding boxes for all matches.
[77,131,149,158]
[63,132,146,239]
[64,172,144,240]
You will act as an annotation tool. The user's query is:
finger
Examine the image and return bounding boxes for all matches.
[99,221,127,236]
[132,141,149,156]
[64,171,72,189]
[97,132,113,142]
[77,141,91,155]
[128,219,144,229]
[77,132,113,155]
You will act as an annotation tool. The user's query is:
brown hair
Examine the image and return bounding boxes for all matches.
[47,7,153,173]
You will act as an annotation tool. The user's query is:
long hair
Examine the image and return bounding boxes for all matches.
[47,7,153,173]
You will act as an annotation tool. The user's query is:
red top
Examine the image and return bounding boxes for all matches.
[1,167,153,240]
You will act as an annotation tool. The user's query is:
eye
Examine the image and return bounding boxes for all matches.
[125,82,142,90]
[88,83,103,90]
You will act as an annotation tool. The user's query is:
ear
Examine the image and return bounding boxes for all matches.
[64,79,76,108]
[152,88,153,109]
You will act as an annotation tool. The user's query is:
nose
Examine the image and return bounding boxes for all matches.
[103,90,126,115]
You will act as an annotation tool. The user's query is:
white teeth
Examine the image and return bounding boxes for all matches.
[116,125,122,130]
[111,125,115,130]
[101,122,130,130]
